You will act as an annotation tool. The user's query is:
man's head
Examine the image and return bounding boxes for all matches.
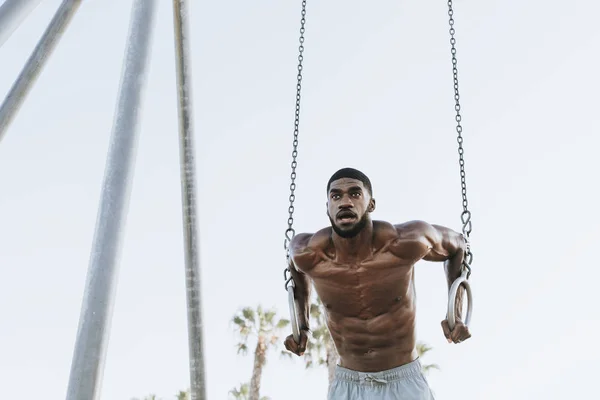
[326,167,376,238]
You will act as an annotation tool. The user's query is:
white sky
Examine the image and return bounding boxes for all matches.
[1,0,599,399]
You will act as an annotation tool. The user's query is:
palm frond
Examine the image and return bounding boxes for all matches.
[263,310,277,324]
[276,319,290,329]
[416,342,433,356]
[241,307,256,325]
[423,363,440,372]
[236,343,248,356]
[309,303,320,316]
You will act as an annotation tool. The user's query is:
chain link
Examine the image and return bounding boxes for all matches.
[284,1,307,290]
[284,0,307,251]
[448,0,473,278]
[282,1,472,278]
[447,0,472,239]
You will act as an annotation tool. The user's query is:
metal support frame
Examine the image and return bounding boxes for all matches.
[0,0,82,143]
[172,1,207,399]
[3,1,206,398]
[0,0,44,47]
[64,0,158,399]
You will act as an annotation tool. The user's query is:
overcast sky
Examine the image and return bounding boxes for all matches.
[1,0,599,399]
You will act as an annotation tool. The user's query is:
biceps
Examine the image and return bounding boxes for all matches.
[422,246,451,262]
[423,225,459,261]
[288,252,312,289]
[394,221,451,261]
[288,265,311,298]
[389,236,432,263]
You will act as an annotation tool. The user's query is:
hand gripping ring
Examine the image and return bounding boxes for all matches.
[447,266,473,331]
[287,281,300,343]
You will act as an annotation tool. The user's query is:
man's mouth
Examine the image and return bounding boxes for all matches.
[337,211,357,223]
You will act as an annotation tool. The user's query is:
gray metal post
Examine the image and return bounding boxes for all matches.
[0,0,82,144]
[0,0,44,47]
[64,1,158,399]
[172,1,206,399]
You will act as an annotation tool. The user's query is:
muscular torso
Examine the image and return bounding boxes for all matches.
[292,221,432,372]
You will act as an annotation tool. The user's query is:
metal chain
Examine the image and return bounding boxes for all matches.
[284,0,307,251]
[284,0,307,290]
[448,0,473,277]
[281,1,472,278]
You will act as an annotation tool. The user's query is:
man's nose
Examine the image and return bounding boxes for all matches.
[339,196,353,208]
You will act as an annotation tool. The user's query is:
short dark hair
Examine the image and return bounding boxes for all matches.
[327,167,373,196]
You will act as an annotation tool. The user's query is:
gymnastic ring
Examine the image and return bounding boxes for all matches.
[287,285,300,343]
[447,270,473,331]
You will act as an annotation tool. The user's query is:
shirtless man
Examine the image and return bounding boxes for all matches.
[283,168,471,399]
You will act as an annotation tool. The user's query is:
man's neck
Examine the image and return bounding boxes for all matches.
[331,220,374,262]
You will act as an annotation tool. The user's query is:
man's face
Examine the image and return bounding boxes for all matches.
[326,178,375,238]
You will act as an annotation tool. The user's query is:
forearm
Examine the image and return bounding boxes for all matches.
[444,251,465,319]
[432,225,467,320]
[289,266,311,330]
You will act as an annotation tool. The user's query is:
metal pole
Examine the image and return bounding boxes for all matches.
[64,1,158,399]
[172,1,206,399]
[0,0,82,144]
[0,0,44,47]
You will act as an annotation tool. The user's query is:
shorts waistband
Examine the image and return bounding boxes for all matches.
[334,358,423,385]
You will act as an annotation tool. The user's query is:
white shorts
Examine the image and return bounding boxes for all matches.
[328,358,436,400]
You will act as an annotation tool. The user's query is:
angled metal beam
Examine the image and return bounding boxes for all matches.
[64,0,158,399]
[0,0,82,144]
[0,0,44,47]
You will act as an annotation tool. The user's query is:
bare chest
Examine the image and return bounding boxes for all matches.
[308,252,415,318]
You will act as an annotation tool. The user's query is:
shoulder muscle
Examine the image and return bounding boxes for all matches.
[289,229,330,272]
[395,220,439,241]
[390,220,438,261]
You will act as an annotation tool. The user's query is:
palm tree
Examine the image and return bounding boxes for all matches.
[232,305,290,400]
[132,392,190,400]
[303,297,339,389]
[416,341,440,376]
[229,382,250,400]
[131,390,190,400]
[229,382,270,400]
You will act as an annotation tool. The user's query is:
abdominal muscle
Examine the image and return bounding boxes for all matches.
[311,265,419,372]
[326,302,418,372]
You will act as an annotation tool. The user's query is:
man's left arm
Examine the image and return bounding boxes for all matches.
[409,221,472,343]
[422,223,466,290]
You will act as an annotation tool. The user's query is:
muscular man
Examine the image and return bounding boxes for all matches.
[284,168,471,399]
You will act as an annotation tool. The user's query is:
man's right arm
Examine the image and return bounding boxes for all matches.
[288,260,311,332]
[288,233,314,332]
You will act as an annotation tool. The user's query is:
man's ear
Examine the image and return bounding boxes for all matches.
[368,198,376,213]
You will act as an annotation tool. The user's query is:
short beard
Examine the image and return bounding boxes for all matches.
[329,212,369,238]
